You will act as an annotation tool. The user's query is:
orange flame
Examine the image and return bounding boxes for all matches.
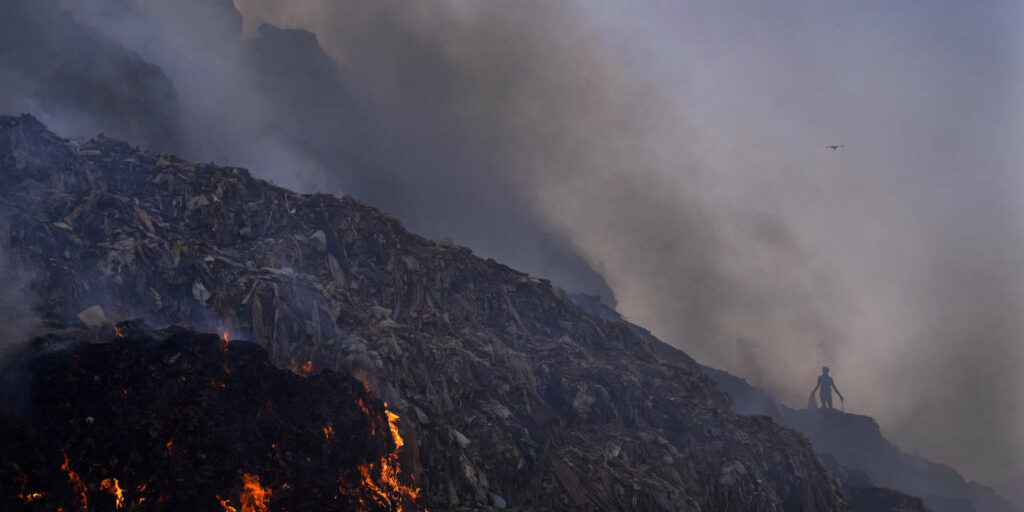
[220,474,271,512]
[112,321,126,338]
[11,465,43,503]
[290,359,313,376]
[166,440,174,457]
[61,452,88,509]
[217,495,238,512]
[136,482,148,505]
[348,404,424,511]
[218,330,231,349]
[218,330,232,373]
[323,424,334,442]
[240,474,271,512]
[20,491,43,504]
[386,410,404,451]
[100,477,125,508]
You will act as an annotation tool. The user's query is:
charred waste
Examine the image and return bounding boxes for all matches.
[0,322,422,511]
[0,115,868,510]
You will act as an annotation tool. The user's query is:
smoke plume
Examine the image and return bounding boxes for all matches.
[1,0,1023,496]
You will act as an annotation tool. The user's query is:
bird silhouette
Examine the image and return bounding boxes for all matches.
[826,145,845,151]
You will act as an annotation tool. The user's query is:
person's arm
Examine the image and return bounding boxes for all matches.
[832,382,843,400]
[811,381,820,394]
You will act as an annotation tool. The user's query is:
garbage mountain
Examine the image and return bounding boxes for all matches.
[0,115,848,510]
[572,293,1017,512]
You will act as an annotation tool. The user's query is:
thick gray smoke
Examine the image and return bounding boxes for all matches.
[46,0,619,305]
[1,0,1023,497]
[232,0,1024,493]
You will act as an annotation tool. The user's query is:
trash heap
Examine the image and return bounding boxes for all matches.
[0,115,849,511]
[572,293,940,512]
[0,322,423,511]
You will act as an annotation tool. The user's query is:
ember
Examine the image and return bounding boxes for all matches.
[20,491,42,504]
[218,330,231,351]
[218,330,232,373]
[217,495,237,512]
[9,464,43,504]
[100,477,125,508]
[290,358,313,376]
[60,452,87,509]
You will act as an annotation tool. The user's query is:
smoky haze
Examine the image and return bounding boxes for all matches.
[1,0,1023,498]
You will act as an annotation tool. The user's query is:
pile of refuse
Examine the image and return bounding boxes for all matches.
[0,322,423,511]
[0,115,849,511]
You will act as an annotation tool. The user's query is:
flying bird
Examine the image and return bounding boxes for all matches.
[826,145,845,151]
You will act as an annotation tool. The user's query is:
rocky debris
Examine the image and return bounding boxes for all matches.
[845,488,926,512]
[572,293,780,417]
[782,409,1015,512]
[570,293,699,369]
[817,454,925,512]
[76,304,108,327]
[0,115,849,511]
[0,322,423,511]
[572,293,1018,512]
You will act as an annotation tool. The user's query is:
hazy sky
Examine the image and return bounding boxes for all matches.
[568,0,1024,491]
[9,0,1024,495]
[235,0,1024,490]
[614,1,1024,491]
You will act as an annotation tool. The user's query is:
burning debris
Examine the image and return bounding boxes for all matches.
[0,324,426,511]
[0,115,852,510]
[290,359,314,376]
[218,473,271,512]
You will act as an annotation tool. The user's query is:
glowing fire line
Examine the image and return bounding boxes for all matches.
[100,477,125,508]
[10,464,43,503]
[60,452,88,509]
[345,403,425,511]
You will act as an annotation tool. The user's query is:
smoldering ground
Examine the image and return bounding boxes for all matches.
[1,0,1023,497]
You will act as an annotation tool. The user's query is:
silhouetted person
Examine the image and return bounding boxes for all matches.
[811,366,843,410]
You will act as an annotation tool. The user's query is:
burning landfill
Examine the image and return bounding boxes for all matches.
[0,114,859,510]
[0,322,424,511]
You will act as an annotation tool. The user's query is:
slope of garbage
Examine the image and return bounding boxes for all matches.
[783,410,1015,512]
[0,115,850,510]
[571,293,1015,512]
[0,322,423,511]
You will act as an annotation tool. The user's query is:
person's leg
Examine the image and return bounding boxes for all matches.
[822,392,832,409]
